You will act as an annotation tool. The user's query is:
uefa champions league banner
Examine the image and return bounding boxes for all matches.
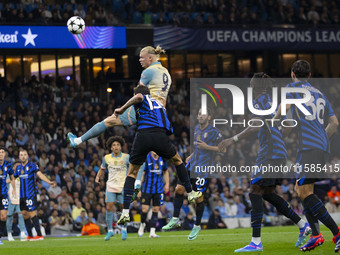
[154,26,340,50]
[0,26,126,49]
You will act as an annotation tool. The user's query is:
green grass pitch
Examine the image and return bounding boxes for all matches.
[1,225,336,255]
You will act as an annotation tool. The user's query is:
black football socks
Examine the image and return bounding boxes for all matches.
[249,193,263,238]
[303,194,339,236]
[123,176,135,209]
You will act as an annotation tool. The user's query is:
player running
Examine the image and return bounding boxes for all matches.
[114,85,202,225]
[273,60,340,252]
[162,108,223,241]
[14,148,55,241]
[95,136,129,241]
[68,45,171,147]
[138,152,169,238]
[218,73,311,252]
[0,146,16,245]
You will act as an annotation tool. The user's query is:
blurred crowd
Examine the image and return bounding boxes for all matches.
[1,65,340,235]
[0,0,340,26]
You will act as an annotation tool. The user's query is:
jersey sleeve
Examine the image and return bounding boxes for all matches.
[8,163,13,175]
[139,68,153,86]
[101,157,107,169]
[214,130,223,144]
[162,160,167,171]
[34,163,39,173]
[326,98,335,117]
[143,157,148,172]
[13,166,18,178]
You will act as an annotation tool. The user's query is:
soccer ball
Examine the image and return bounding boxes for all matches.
[67,16,85,35]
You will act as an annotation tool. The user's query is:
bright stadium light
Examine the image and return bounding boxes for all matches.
[107,88,112,93]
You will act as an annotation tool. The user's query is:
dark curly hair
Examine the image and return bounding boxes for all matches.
[106,136,125,150]
[291,60,311,79]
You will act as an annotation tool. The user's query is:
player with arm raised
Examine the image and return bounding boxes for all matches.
[0,146,16,245]
[138,151,169,238]
[68,45,171,147]
[14,148,55,241]
[95,136,129,241]
[114,85,202,225]
[273,60,340,252]
[218,73,311,253]
[162,108,223,241]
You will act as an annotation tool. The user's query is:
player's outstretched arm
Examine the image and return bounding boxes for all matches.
[114,94,144,116]
[218,123,260,152]
[37,171,56,187]
[326,115,339,138]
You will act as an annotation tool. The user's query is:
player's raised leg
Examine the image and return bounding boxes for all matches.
[262,191,311,247]
[297,182,338,252]
[169,154,202,203]
[68,114,123,148]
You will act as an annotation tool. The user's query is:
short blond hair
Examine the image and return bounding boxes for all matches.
[141,45,165,60]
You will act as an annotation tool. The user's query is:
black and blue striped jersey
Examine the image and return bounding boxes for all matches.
[0,161,13,197]
[285,81,334,153]
[253,94,287,164]
[188,124,223,172]
[142,153,167,194]
[14,161,39,199]
[135,94,173,135]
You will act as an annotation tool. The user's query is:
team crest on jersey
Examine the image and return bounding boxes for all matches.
[197,135,201,141]
[155,163,159,170]
[21,169,25,175]
[120,161,124,165]
[0,169,2,175]
[142,198,145,203]
[114,161,118,166]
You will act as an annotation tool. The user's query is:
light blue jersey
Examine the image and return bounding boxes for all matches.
[119,61,171,126]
